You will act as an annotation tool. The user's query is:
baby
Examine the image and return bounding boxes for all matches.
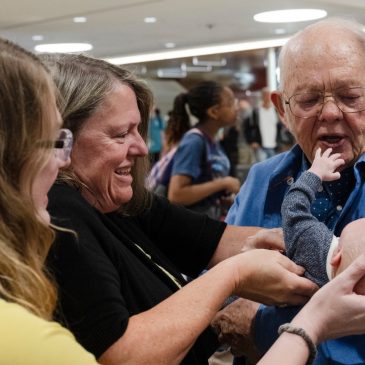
[282,147,364,288]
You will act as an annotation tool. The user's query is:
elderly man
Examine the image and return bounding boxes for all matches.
[216,17,365,365]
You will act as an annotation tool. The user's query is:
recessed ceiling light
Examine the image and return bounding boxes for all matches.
[73,16,87,23]
[32,35,44,41]
[144,16,157,23]
[157,68,186,78]
[181,63,212,72]
[193,57,227,67]
[165,42,176,48]
[274,28,286,35]
[34,43,93,53]
[254,9,327,23]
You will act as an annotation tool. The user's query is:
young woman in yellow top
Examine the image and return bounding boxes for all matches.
[0,37,98,364]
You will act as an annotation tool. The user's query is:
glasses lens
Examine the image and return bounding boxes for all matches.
[290,92,322,118]
[288,87,365,118]
[335,87,365,113]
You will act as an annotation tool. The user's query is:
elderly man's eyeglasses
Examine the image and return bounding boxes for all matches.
[284,87,365,118]
[38,128,73,161]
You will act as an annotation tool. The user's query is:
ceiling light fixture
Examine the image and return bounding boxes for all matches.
[144,16,157,23]
[274,28,286,35]
[157,68,187,78]
[73,16,87,23]
[192,57,227,67]
[32,35,44,41]
[165,42,176,48]
[35,43,93,53]
[254,9,327,23]
[105,37,288,65]
[181,63,212,72]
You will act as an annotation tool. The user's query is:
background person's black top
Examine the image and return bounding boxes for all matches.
[47,183,226,364]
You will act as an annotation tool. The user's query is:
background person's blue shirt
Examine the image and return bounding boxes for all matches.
[148,115,164,153]
[172,131,230,182]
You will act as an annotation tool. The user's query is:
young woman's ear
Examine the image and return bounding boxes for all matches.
[206,105,220,120]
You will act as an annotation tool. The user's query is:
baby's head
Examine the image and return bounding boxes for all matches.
[331,218,365,294]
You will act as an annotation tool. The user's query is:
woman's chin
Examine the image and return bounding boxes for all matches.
[118,187,133,204]
[100,190,134,212]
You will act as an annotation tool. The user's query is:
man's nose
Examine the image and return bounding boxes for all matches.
[318,95,343,121]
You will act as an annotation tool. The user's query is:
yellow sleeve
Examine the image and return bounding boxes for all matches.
[0,299,99,365]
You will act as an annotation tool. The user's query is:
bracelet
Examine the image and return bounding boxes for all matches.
[278,323,317,365]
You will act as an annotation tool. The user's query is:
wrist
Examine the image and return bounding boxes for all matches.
[211,257,241,297]
[291,311,321,345]
[218,177,228,190]
[307,168,322,181]
[278,323,317,365]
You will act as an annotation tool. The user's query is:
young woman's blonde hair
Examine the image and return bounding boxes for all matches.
[41,53,153,214]
[0,38,57,319]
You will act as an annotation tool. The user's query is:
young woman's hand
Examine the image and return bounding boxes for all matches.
[292,253,365,343]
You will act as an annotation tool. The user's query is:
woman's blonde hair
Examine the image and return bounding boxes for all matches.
[41,53,153,214]
[0,38,57,319]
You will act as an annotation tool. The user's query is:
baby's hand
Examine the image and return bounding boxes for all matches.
[309,148,345,181]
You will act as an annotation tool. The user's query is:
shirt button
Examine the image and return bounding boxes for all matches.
[336,205,343,211]
[287,177,294,185]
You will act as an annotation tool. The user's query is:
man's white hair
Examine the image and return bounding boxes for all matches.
[278,17,365,91]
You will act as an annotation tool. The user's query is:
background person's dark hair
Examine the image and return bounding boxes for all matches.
[165,81,224,149]
[164,94,191,149]
[181,81,224,121]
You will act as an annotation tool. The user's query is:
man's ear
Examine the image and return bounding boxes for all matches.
[271,91,289,129]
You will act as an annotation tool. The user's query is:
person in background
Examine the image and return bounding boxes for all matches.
[168,81,241,219]
[148,107,165,164]
[145,96,192,198]
[243,87,279,162]
[163,96,192,155]
[42,53,319,365]
[220,124,239,178]
[214,17,365,365]
[0,37,99,364]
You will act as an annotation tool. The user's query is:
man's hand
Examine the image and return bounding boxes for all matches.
[211,298,261,362]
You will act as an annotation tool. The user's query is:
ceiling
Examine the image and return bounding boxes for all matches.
[2,0,365,89]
